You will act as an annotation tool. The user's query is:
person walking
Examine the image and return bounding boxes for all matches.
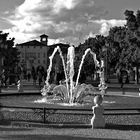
[120,69,125,94]
[38,71,43,88]
[32,72,37,86]
[27,72,31,81]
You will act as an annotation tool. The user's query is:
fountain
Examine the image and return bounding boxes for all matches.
[38,45,107,105]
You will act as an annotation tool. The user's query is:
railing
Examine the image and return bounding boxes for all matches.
[1,105,140,125]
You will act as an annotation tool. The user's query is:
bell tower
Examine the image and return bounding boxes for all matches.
[40,34,48,45]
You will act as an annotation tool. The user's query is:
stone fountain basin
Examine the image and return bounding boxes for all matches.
[1,94,140,109]
[1,94,140,125]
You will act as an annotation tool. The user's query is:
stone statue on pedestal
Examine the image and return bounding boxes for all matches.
[91,94,105,129]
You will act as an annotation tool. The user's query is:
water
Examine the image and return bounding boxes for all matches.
[45,46,69,99]
[67,46,75,103]
[75,49,99,87]
[43,45,104,105]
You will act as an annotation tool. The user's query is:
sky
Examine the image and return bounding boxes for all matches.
[0,0,140,46]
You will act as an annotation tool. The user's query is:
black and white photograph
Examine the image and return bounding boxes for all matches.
[0,0,140,139]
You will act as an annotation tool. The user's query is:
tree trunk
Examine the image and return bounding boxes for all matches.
[136,65,139,84]
[135,65,139,84]
[0,56,2,93]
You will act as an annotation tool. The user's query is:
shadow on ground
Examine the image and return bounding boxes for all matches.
[0,134,124,140]
[106,123,140,130]
[0,126,32,131]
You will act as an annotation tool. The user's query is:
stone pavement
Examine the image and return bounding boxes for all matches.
[0,78,140,97]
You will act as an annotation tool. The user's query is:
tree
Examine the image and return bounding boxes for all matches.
[75,35,107,79]
[106,10,140,83]
[124,10,137,31]
[124,10,140,83]
[75,9,140,83]
[0,31,20,74]
[136,10,140,27]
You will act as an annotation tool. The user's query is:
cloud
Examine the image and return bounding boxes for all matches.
[3,0,125,46]
[93,19,126,35]
[53,0,78,13]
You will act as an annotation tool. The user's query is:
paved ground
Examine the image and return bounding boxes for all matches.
[1,81,140,97]
[0,125,140,140]
[0,80,140,140]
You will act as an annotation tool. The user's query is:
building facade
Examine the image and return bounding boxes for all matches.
[16,34,70,75]
[16,34,48,72]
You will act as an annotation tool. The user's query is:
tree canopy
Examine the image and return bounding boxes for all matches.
[0,31,20,72]
[76,9,140,76]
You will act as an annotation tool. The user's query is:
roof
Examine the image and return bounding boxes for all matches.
[47,43,70,54]
[16,40,47,46]
[48,43,69,48]
[40,34,48,37]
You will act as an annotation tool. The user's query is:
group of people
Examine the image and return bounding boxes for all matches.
[116,68,130,86]
[24,66,47,88]
[0,65,47,88]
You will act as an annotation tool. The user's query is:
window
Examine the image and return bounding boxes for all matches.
[38,60,40,63]
[30,59,34,63]
[21,59,24,63]
[38,53,40,58]
[21,53,24,58]
[43,60,45,64]
[33,53,36,58]
[42,38,46,41]
[43,53,45,57]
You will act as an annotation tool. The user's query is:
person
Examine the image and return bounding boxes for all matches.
[32,72,37,86]
[3,70,9,88]
[38,71,43,88]
[91,94,105,129]
[116,69,120,83]
[56,72,62,85]
[27,72,31,81]
[43,71,47,85]
[79,72,86,84]
[31,67,37,86]
[1,70,5,87]
[120,69,125,94]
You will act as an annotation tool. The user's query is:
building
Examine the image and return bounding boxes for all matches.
[16,34,48,73]
[16,34,70,75]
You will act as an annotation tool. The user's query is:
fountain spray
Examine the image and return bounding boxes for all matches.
[42,45,106,104]
[45,46,59,86]
[45,46,69,98]
[67,46,75,103]
[57,47,69,99]
[75,49,100,87]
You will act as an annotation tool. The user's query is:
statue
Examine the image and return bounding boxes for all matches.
[17,79,23,93]
[91,94,105,129]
